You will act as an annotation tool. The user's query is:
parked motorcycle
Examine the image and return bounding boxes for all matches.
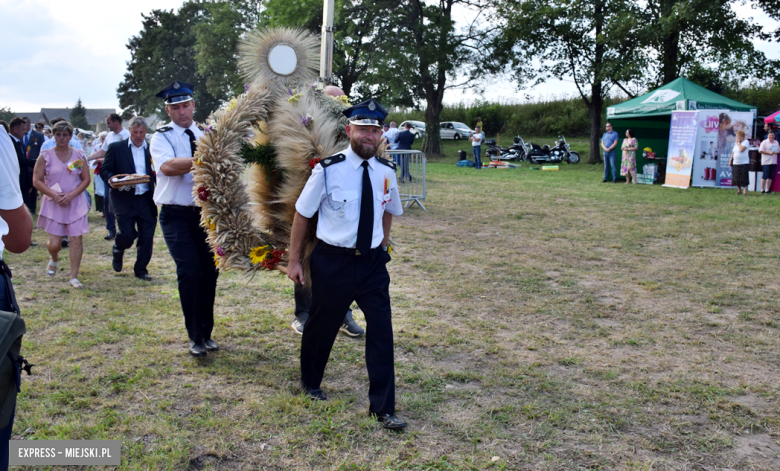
[526,136,579,164]
[485,136,527,161]
[550,135,580,164]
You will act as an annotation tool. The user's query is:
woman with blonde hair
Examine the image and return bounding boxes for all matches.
[729,130,750,196]
[32,121,91,288]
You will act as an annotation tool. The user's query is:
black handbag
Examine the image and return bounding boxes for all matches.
[0,260,32,429]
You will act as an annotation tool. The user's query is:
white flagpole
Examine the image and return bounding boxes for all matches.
[319,0,335,85]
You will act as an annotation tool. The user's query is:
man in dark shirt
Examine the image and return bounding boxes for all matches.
[395,123,415,181]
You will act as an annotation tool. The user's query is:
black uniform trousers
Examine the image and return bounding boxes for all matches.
[114,194,157,277]
[301,242,395,415]
[159,205,219,343]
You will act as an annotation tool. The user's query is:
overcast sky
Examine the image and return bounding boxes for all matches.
[0,0,777,113]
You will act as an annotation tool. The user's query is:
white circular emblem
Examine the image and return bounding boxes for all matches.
[173,82,180,89]
[368,101,376,111]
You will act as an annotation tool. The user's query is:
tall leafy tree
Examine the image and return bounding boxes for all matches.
[374,0,492,155]
[645,0,776,85]
[494,0,644,163]
[69,99,90,130]
[193,1,263,100]
[117,3,221,122]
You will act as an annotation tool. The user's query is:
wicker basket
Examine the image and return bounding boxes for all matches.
[109,174,150,188]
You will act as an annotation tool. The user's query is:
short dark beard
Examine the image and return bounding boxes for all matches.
[350,136,378,160]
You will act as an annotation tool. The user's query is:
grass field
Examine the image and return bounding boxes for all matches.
[6,138,780,470]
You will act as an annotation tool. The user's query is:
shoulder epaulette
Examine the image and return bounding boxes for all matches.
[157,126,173,132]
[375,156,396,170]
[320,154,346,168]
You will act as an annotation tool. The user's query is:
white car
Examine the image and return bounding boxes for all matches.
[439,121,472,140]
[399,120,426,139]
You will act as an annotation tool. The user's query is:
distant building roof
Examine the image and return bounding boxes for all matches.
[38,108,116,127]
[13,112,47,124]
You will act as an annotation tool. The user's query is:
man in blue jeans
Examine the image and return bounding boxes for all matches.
[601,122,619,182]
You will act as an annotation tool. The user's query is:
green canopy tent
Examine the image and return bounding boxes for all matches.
[606,78,754,182]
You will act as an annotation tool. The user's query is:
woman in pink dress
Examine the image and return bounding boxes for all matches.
[32,121,91,288]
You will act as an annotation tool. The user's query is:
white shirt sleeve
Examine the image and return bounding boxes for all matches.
[0,130,23,211]
[150,132,176,170]
[384,169,403,216]
[295,164,326,218]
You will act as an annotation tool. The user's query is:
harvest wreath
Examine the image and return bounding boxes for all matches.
[190,28,355,283]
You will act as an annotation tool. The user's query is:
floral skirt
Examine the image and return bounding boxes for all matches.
[620,154,636,176]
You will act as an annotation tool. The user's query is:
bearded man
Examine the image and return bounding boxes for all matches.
[286,99,407,430]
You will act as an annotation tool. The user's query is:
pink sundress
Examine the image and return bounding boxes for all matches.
[36,148,90,236]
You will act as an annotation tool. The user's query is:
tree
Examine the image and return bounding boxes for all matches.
[0,107,14,123]
[373,0,492,155]
[193,1,263,101]
[117,3,222,122]
[494,0,645,163]
[69,99,90,130]
[644,0,776,85]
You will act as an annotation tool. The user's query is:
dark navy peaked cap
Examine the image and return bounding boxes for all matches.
[156,81,194,105]
[342,99,388,127]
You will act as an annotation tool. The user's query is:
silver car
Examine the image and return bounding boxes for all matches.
[439,121,471,140]
[399,120,426,139]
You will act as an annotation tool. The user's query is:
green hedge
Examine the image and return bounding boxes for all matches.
[386,97,628,138]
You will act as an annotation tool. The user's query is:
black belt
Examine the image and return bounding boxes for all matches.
[162,204,200,212]
[317,240,380,256]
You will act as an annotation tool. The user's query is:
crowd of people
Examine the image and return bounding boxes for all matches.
[600,121,779,191]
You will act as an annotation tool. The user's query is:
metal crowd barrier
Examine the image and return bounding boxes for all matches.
[387,150,427,210]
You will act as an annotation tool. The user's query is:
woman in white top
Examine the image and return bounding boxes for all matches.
[469,126,484,170]
[729,130,750,195]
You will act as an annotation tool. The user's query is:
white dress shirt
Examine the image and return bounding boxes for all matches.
[296,145,403,248]
[102,128,130,152]
[384,127,399,150]
[41,135,83,151]
[128,139,150,195]
[150,121,202,206]
[0,128,23,260]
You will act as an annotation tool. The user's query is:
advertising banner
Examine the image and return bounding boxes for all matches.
[691,111,726,187]
[690,111,755,188]
[714,111,754,187]
[664,111,699,188]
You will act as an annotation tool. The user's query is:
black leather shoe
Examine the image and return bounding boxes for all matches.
[135,274,152,282]
[112,248,123,272]
[189,341,207,357]
[302,386,327,401]
[372,413,408,430]
[104,232,116,241]
[30,242,38,247]
[204,339,219,351]
[61,237,69,248]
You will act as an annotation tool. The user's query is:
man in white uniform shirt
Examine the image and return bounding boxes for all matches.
[150,81,219,358]
[87,114,129,240]
[100,117,157,281]
[287,99,407,430]
[0,125,33,470]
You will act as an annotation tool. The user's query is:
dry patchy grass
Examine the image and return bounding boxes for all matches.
[6,157,780,470]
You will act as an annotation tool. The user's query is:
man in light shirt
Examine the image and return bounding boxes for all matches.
[87,114,129,240]
[759,130,778,194]
[150,81,220,358]
[0,124,33,470]
[100,117,157,281]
